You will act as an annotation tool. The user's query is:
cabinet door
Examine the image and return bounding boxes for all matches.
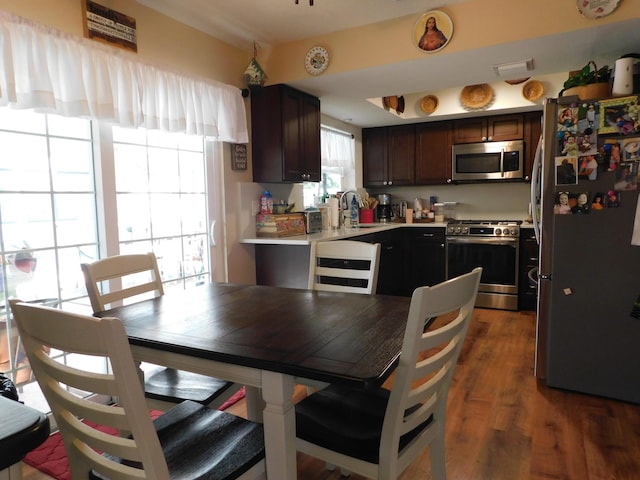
[518,229,538,311]
[375,230,404,296]
[363,127,388,187]
[453,114,524,143]
[415,121,452,184]
[301,93,321,182]
[387,125,415,186]
[488,114,524,142]
[404,228,446,294]
[453,117,488,143]
[524,111,542,181]
[282,88,304,182]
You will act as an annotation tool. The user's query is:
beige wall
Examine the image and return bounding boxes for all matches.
[0,0,249,86]
[261,0,640,84]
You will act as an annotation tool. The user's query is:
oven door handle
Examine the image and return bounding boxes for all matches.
[446,237,517,247]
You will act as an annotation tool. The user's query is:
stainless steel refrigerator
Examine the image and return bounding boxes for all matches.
[531,96,640,404]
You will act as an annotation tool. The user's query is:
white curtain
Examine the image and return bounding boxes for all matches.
[0,10,248,143]
[321,126,354,168]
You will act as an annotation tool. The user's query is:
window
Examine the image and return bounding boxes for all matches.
[304,126,355,207]
[0,108,97,411]
[111,126,209,292]
[0,107,218,412]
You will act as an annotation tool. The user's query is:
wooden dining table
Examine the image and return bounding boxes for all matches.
[96,282,410,480]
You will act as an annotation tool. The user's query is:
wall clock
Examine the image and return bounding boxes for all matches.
[304,46,330,76]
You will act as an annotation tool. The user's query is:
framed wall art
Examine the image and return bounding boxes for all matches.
[81,0,137,52]
[413,10,453,53]
[231,144,248,171]
[598,95,640,135]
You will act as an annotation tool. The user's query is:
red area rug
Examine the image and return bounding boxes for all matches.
[23,386,246,479]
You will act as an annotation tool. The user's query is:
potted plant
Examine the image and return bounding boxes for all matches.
[560,61,612,100]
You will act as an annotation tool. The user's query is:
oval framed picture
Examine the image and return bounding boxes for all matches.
[413,10,453,53]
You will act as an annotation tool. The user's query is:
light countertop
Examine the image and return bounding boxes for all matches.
[241,222,447,245]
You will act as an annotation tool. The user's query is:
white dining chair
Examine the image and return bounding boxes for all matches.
[295,267,482,480]
[9,299,265,480]
[306,239,382,397]
[308,240,381,294]
[81,252,242,411]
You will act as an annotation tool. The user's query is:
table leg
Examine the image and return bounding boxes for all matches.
[244,386,264,422]
[261,370,296,480]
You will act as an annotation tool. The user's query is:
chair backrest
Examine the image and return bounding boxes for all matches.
[9,300,172,480]
[381,267,482,475]
[308,240,381,294]
[81,253,164,312]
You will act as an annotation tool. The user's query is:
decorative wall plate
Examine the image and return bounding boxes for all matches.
[420,95,439,114]
[413,10,453,53]
[504,77,530,85]
[576,0,621,19]
[304,45,330,76]
[522,80,545,102]
[460,84,494,109]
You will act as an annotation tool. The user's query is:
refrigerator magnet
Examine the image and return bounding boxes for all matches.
[555,156,578,186]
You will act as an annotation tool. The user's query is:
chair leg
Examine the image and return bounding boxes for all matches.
[429,427,447,480]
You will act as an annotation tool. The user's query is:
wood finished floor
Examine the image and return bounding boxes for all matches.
[23,308,640,480]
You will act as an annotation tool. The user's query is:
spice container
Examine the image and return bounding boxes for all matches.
[433,203,445,223]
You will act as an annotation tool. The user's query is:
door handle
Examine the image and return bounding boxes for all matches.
[210,219,216,247]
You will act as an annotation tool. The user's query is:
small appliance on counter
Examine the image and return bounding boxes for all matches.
[376,193,392,222]
[303,210,323,234]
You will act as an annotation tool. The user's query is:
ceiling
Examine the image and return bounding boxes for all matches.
[136,0,640,128]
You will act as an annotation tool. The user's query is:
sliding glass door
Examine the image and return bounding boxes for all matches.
[0,107,224,412]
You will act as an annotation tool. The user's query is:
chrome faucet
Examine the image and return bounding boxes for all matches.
[340,190,361,211]
[340,190,361,227]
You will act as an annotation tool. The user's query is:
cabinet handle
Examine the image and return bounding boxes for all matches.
[422,233,435,237]
[482,136,487,141]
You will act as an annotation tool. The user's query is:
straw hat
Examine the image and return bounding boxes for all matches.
[522,80,544,101]
[383,96,399,110]
[420,95,439,114]
[460,84,493,108]
[383,95,405,114]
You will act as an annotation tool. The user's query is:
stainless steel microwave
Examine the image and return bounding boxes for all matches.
[451,140,524,182]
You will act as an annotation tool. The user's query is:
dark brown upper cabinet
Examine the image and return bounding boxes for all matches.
[523,111,543,181]
[363,125,415,187]
[251,84,320,183]
[453,114,524,143]
[415,121,453,185]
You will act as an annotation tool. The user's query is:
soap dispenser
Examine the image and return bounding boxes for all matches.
[351,195,359,227]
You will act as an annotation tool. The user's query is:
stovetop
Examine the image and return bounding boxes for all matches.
[447,220,522,226]
[446,219,521,237]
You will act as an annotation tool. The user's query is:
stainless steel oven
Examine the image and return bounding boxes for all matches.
[446,220,520,310]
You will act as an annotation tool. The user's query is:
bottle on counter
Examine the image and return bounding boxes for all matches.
[351,195,359,227]
[260,191,273,214]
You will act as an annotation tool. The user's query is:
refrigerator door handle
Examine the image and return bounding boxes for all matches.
[530,134,543,244]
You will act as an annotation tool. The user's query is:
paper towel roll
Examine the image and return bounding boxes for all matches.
[329,197,340,229]
[613,57,634,96]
